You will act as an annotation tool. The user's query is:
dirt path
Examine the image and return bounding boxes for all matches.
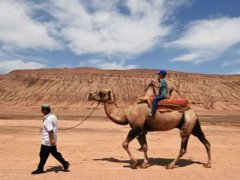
[0,114,240,180]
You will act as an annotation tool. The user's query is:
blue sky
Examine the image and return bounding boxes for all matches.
[0,0,240,74]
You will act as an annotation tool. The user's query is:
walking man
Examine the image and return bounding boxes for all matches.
[32,103,70,174]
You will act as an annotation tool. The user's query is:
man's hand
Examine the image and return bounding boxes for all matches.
[50,139,55,146]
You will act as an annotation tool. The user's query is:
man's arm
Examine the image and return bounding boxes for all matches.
[48,130,55,145]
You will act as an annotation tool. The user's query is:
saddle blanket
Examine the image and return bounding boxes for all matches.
[148,96,189,109]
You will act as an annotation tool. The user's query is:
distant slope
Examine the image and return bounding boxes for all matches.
[0,68,239,111]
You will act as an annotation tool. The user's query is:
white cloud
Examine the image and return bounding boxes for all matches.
[46,0,177,56]
[0,0,60,50]
[227,70,240,75]
[0,0,190,69]
[171,52,201,62]
[79,59,138,69]
[233,71,240,74]
[167,17,240,63]
[221,59,240,67]
[56,64,74,68]
[0,59,46,73]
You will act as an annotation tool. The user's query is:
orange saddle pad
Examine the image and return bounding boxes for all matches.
[148,96,189,109]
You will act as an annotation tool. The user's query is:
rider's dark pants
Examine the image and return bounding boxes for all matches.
[151,95,165,115]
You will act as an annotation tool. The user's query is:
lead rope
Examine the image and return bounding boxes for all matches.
[58,75,103,130]
[58,102,100,130]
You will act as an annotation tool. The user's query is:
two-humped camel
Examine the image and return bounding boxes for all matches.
[88,82,211,169]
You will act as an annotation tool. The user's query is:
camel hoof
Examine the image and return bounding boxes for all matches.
[139,163,150,169]
[137,147,144,152]
[203,163,211,168]
[164,164,175,169]
[129,163,138,169]
[130,160,139,169]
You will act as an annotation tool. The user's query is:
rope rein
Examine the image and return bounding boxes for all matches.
[58,102,100,130]
[55,79,102,131]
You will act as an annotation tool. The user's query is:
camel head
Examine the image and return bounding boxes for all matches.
[88,89,115,103]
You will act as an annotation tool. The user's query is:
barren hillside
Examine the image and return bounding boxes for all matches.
[0,68,239,111]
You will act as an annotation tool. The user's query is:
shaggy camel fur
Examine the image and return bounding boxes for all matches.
[88,82,211,169]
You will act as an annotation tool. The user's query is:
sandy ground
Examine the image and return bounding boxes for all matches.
[0,110,240,180]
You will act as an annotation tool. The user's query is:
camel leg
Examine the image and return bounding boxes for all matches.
[137,134,144,152]
[137,133,150,168]
[192,120,211,168]
[122,127,142,169]
[165,128,190,169]
[137,131,147,152]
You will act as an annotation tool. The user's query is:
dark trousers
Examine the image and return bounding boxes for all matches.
[37,144,67,171]
[151,95,165,114]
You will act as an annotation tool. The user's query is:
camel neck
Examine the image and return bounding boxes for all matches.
[103,102,128,125]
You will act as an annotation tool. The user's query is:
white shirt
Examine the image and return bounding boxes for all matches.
[41,113,58,146]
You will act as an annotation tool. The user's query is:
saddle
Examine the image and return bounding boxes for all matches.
[137,96,190,112]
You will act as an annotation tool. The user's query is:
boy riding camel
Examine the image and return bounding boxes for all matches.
[148,69,168,117]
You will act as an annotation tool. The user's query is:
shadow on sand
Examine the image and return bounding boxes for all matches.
[45,165,70,173]
[93,157,204,169]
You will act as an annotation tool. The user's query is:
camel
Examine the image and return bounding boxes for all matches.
[88,82,211,169]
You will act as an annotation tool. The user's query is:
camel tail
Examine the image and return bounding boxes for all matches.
[191,114,206,139]
[192,120,202,136]
[191,114,211,167]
